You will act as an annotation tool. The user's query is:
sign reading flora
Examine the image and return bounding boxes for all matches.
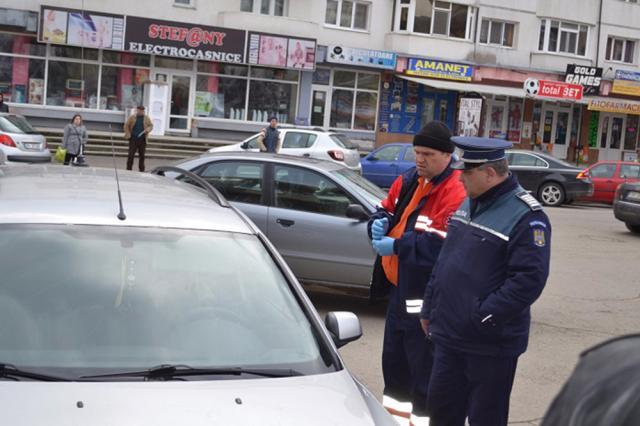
[124,16,246,63]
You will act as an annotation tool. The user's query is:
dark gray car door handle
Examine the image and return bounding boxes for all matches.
[277,218,295,227]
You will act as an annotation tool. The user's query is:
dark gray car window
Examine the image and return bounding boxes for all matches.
[510,153,546,167]
[274,165,352,217]
[590,164,616,178]
[282,132,317,149]
[199,161,264,204]
[373,145,402,161]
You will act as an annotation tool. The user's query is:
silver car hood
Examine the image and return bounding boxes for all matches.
[0,371,382,425]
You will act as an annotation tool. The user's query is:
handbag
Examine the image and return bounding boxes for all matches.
[54,146,67,163]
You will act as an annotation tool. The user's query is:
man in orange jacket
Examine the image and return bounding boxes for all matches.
[368,121,466,425]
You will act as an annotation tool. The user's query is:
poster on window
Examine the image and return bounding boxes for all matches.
[38,5,124,50]
[247,32,316,71]
[507,100,523,142]
[489,105,506,139]
[457,98,482,136]
[28,79,44,105]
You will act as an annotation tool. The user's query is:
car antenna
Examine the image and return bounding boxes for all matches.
[109,124,126,221]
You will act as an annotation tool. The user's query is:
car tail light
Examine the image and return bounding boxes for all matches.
[615,184,623,201]
[0,134,16,147]
[328,149,345,161]
[576,170,590,180]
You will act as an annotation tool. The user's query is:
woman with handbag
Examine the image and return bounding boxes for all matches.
[61,114,88,165]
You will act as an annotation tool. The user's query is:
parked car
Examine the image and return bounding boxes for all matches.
[613,181,640,234]
[0,113,51,163]
[170,152,385,291]
[207,127,362,172]
[360,143,414,188]
[506,150,593,207]
[577,161,640,204]
[0,164,394,425]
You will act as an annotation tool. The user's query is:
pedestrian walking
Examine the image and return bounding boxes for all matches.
[61,114,88,166]
[368,121,466,425]
[124,105,153,172]
[257,116,282,153]
[0,93,9,113]
[420,137,552,426]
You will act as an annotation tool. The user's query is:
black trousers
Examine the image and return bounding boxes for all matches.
[63,152,77,165]
[428,343,518,426]
[127,137,146,172]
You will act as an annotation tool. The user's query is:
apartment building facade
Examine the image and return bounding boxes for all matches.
[1,0,640,162]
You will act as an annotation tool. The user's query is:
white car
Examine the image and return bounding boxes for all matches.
[0,113,51,163]
[208,128,362,172]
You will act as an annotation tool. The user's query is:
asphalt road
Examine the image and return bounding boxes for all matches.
[309,204,640,425]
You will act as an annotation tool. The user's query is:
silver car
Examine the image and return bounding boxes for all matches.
[0,165,394,425]
[171,153,385,291]
[0,113,51,163]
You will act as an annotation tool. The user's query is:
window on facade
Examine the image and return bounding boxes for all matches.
[479,19,515,47]
[329,70,379,131]
[46,61,99,108]
[325,0,370,30]
[395,0,474,40]
[174,0,193,6]
[0,55,45,105]
[538,19,588,56]
[606,36,636,63]
[100,66,147,111]
[248,79,297,124]
[196,75,247,120]
[243,0,286,16]
[50,45,99,60]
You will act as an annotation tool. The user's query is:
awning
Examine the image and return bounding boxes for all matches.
[399,75,525,98]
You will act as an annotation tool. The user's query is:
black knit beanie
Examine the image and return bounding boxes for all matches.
[413,121,455,153]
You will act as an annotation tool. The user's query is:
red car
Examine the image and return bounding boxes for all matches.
[579,161,640,203]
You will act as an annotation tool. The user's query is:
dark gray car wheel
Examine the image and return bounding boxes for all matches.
[538,182,565,207]
[625,223,640,234]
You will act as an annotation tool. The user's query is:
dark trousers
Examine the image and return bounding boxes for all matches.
[63,152,77,165]
[428,343,518,426]
[382,288,433,418]
[127,137,146,172]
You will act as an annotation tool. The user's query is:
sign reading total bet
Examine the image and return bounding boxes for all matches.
[523,78,583,101]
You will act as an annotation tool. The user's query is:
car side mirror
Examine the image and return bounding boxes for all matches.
[240,142,249,149]
[325,312,362,348]
[345,204,369,221]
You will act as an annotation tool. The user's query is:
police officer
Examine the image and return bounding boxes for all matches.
[420,137,551,426]
[369,121,466,425]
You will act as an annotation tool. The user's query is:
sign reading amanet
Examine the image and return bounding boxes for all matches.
[124,16,246,64]
[406,58,473,81]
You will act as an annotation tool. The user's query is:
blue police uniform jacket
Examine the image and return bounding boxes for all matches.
[421,174,551,356]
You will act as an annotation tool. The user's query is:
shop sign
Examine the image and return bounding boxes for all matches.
[564,65,602,95]
[247,32,316,70]
[406,58,473,81]
[612,70,640,96]
[457,98,482,136]
[588,111,599,147]
[124,16,246,64]
[587,98,640,115]
[326,45,396,70]
[524,79,583,101]
[38,5,125,50]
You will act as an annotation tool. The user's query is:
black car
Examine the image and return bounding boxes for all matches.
[506,150,593,207]
[613,181,640,234]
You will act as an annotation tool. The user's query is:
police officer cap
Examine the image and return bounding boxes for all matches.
[450,136,512,170]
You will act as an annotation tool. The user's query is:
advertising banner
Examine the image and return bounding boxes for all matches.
[588,98,640,115]
[326,45,396,70]
[406,58,473,81]
[39,5,125,50]
[124,16,246,64]
[564,65,602,95]
[246,32,316,70]
[457,98,482,136]
[524,79,583,101]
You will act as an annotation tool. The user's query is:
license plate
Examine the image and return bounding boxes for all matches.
[24,143,39,149]
[626,191,640,202]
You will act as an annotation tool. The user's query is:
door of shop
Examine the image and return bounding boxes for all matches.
[598,114,626,161]
[310,85,330,128]
[539,105,572,159]
[153,70,194,132]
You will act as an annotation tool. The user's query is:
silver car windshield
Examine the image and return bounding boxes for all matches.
[0,225,331,378]
[331,168,386,206]
[0,115,38,134]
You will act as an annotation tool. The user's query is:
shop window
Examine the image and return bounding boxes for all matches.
[0,56,45,105]
[50,45,99,61]
[102,51,150,67]
[330,89,354,128]
[46,61,99,108]
[357,72,380,90]
[328,70,379,131]
[196,75,248,120]
[248,80,297,123]
[334,70,356,88]
[605,37,636,63]
[394,0,475,40]
[507,99,523,142]
[0,34,46,57]
[354,92,377,130]
[250,67,298,82]
[479,19,515,47]
[325,0,370,31]
[197,62,248,76]
[154,57,194,71]
[538,19,588,56]
[242,0,287,16]
[100,66,148,111]
[624,115,639,151]
[312,68,331,85]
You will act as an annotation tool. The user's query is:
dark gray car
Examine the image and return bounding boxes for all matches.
[613,181,640,234]
[171,153,385,292]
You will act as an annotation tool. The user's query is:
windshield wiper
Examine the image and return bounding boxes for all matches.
[0,363,71,382]
[79,364,303,380]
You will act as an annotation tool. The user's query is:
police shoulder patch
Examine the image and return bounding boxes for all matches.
[516,191,543,211]
[533,228,546,247]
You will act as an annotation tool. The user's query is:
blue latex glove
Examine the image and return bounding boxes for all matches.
[371,218,389,240]
[372,237,395,256]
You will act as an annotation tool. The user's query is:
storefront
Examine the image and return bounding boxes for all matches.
[587,98,640,161]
